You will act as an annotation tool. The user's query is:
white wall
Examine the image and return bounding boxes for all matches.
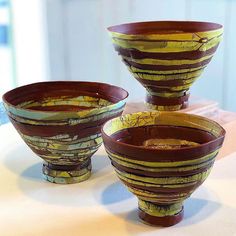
[11,0,49,86]
[0,5,12,97]
[29,0,236,111]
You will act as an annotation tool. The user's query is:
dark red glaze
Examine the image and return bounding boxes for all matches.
[146,93,189,106]
[3,82,128,139]
[112,160,215,178]
[44,158,91,171]
[102,111,225,226]
[109,21,223,109]
[114,44,219,60]
[139,207,184,227]
[8,108,124,138]
[136,77,195,87]
[103,120,225,162]
[113,126,216,145]
[3,81,129,173]
[108,21,222,35]
[3,81,128,108]
[103,134,224,162]
[123,57,212,71]
[104,138,223,161]
[124,181,201,194]
[28,105,94,111]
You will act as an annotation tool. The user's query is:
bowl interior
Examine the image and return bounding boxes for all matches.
[3,81,128,112]
[113,125,216,149]
[103,111,225,150]
[108,21,223,35]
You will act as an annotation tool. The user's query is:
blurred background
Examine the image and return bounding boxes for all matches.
[0,0,236,111]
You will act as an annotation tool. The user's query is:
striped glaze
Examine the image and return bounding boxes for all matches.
[2,81,128,184]
[108,21,223,111]
[102,111,225,226]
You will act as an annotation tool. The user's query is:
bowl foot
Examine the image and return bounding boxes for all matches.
[42,160,91,184]
[146,93,189,111]
[138,200,184,227]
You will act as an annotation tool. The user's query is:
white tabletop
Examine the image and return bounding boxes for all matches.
[1,123,236,236]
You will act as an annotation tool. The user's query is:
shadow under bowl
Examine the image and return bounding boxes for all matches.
[102,111,225,226]
[2,81,128,184]
[108,21,223,111]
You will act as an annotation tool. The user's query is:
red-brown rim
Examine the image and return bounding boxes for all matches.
[107,21,223,35]
[2,81,129,113]
[101,112,226,157]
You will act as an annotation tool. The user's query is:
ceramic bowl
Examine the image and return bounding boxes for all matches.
[102,111,225,226]
[108,21,223,111]
[3,81,128,184]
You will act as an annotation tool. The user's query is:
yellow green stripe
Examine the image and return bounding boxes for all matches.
[132,69,203,81]
[104,111,223,138]
[146,83,192,92]
[122,54,213,66]
[22,134,102,151]
[128,186,192,198]
[146,104,183,111]
[17,96,112,109]
[110,155,215,172]
[112,34,221,53]
[116,168,211,185]
[43,170,91,184]
[5,99,126,121]
[147,91,187,98]
[107,149,218,167]
[128,64,206,75]
[138,199,182,217]
[116,172,199,188]
[43,165,90,178]
[109,28,223,41]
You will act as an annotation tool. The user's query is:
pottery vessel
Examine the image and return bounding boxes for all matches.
[3,81,128,184]
[102,111,225,226]
[108,21,223,111]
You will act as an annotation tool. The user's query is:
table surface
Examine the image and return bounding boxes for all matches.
[1,123,236,236]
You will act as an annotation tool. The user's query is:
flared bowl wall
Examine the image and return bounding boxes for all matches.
[3,81,128,184]
[108,21,223,111]
[102,111,225,226]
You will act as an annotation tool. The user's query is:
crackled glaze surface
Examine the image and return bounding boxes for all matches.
[108,21,223,111]
[3,81,128,184]
[102,111,225,226]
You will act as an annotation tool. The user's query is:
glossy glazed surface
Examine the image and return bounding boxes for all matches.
[102,111,225,226]
[108,21,223,110]
[3,81,128,184]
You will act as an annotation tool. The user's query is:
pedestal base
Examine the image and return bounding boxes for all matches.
[146,93,189,111]
[42,160,91,184]
[139,207,184,227]
[138,200,184,227]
